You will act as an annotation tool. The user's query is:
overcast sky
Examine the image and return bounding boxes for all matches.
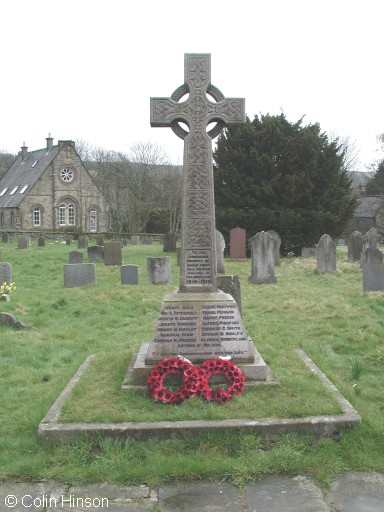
[1,0,383,170]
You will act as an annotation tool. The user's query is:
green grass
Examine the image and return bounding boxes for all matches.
[0,237,383,487]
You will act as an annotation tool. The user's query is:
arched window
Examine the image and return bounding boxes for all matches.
[89,208,97,232]
[59,202,76,226]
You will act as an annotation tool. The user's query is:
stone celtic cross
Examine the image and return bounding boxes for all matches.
[151,53,245,293]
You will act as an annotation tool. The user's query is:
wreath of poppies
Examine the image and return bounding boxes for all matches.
[147,356,245,404]
[147,357,200,404]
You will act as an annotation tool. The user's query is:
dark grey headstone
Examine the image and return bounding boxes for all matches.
[77,236,88,249]
[249,231,277,284]
[147,256,171,284]
[95,235,104,246]
[68,251,83,264]
[217,274,242,316]
[18,236,30,249]
[65,237,72,245]
[2,232,9,243]
[64,263,96,288]
[87,245,104,262]
[316,234,336,273]
[362,247,384,292]
[348,231,363,262]
[216,230,226,274]
[38,236,45,247]
[163,232,176,252]
[0,262,12,285]
[121,264,139,285]
[104,242,122,266]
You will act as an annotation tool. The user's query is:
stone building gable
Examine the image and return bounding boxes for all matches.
[0,137,108,232]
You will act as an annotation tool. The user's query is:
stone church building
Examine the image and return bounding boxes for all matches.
[0,136,109,233]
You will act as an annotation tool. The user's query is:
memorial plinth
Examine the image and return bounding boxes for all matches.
[129,54,269,386]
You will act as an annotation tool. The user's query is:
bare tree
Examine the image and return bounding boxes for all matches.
[0,149,16,179]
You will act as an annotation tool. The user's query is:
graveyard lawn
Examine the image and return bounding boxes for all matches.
[0,238,383,488]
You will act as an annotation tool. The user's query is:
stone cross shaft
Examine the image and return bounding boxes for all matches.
[151,53,245,292]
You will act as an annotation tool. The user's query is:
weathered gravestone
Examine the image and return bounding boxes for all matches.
[95,235,104,246]
[217,274,242,317]
[63,263,96,288]
[147,257,172,284]
[2,232,9,243]
[163,232,176,252]
[142,235,153,245]
[362,247,384,292]
[363,227,379,251]
[131,53,267,384]
[230,227,247,260]
[104,242,122,266]
[348,231,363,262]
[316,234,336,273]
[267,230,281,267]
[249,231,277,284]
[0,262,12,285]
[131,235,140,245]
[121,264,139,285]
[68,251,83,264]
[65,236,72,245]
[38,236,45,247]
[216,230,226,274]
[18,236,30,249]
[77,236,88,249]
[87,245,104,262]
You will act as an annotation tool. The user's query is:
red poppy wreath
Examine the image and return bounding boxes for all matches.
[147,356,245,404]
[197,358,246,404]
[147,357,200,404]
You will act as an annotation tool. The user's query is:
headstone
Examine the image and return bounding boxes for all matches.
[38,236,45,247]
[135,53,267,383]
[230,227,246,260]
[65,237,72,245]
[362,247,384,292]
[316,234,336,273]
[87,245,104,262]
[121,264,139,285]
[142,235,153,245]
[95,235,104,246]
[216,230,226,274]
[266,230,281,266]
[217,274,242,317]
[2,232,9,243]
[249,231,277,284]
[301,247,316,258]
[77,236,88,249]
[68,251,83,264]
[363,227,379,251]
[18,236,30,249]
[104,242,122,266]
[64,263,96,288]
[0,262,12,285]
[131,235,140,245]
[163,232,176,252]
[147,257,171,284]
[348,231,363,262]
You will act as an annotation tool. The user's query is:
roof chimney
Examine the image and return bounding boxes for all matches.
[21,142,28,159]
[46,133,54,150]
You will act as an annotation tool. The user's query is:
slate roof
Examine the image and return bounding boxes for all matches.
[0,146,59,208]
[353,196,384,218]
[348,171,371,187]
